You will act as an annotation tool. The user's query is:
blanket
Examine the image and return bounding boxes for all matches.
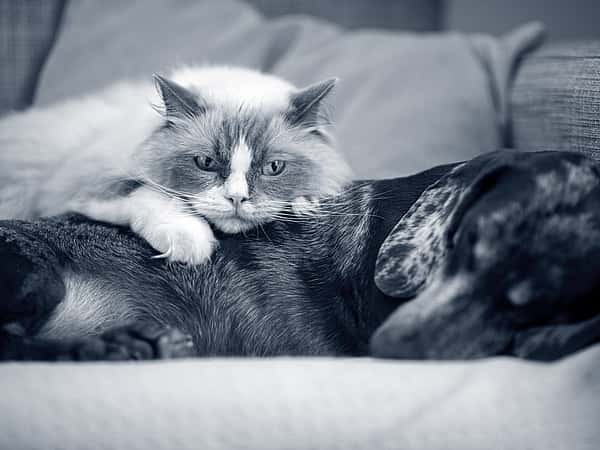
[1,349,599,449]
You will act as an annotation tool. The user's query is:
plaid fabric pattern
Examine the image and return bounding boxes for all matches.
[0,0,64,115]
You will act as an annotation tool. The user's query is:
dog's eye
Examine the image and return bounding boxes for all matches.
[194,155,217,172]
[263,160,286,176]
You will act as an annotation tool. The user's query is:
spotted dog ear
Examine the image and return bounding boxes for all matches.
[375,153,523,298]
[374,165,469,298]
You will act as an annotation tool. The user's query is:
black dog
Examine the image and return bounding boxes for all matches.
[1,151,599,361]
[372,151,600,360]
[0,161,451,360]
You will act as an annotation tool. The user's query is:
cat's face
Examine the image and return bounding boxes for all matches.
[136,75,352,233]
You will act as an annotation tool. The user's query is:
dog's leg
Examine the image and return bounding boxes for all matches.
[513,315,600,361]
[0,224,65,333]
[0,322,195,361]
[0,221,195,361]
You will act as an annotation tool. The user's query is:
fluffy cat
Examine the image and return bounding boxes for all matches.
[0,67,352,264]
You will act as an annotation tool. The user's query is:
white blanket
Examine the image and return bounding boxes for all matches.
[1,346,598,450]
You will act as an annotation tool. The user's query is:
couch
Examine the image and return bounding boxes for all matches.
[1,1,599,449]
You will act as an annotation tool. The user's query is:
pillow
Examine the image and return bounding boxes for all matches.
[511,41,600,160]
[36,0,544,178]
[244,0,443,31]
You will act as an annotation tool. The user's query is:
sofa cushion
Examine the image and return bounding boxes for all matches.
[1,349,599,450]
[35,0,543,178]
[0,0,64,115]
[511,42,600,160]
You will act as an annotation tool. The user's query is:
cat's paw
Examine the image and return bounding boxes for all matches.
[140,218,218,265]
[291,196,319,216]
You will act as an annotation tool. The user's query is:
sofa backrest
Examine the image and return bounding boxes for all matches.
[0,0,64,115]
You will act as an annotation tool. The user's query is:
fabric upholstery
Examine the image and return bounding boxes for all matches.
[35,0,542,178]
[1,349,599,449]
[0,0,64,115]
[0,0,440,117]
[511,41,600,159]
[244,0,443,31]
[0,0,440,116]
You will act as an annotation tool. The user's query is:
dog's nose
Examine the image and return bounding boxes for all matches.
[226,194,249,207]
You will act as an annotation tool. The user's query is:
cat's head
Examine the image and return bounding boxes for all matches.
[136,69,352,233]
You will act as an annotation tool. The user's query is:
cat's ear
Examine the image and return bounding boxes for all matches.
[153,74,205,122]
[287,78,337,127]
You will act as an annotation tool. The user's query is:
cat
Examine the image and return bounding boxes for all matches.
[0,66,352,264]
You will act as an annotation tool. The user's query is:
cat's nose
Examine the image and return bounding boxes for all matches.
[225,194,249,207]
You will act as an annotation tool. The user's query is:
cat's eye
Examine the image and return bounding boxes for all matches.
[263,160,286,176]
[194,155,217,172]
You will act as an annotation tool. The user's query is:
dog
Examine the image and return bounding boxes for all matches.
[371,151,600,360]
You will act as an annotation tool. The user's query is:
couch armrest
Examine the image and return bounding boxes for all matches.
[510,42,600,158]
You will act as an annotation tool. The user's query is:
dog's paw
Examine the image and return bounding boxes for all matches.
[140,217,218,265]
[72,323,195,361]
[1,323,195,361]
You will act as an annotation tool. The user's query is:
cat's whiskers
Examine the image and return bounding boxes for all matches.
[125,169,198,197]
[133,178,193,203]
[122,175,379,228]
[259,199,382,219]
[258,222,273,242]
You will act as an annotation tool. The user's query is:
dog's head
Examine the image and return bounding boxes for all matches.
[372,151,600,359]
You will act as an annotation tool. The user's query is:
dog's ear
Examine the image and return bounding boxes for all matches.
[374,165,468,298]
[375,160,522,298]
